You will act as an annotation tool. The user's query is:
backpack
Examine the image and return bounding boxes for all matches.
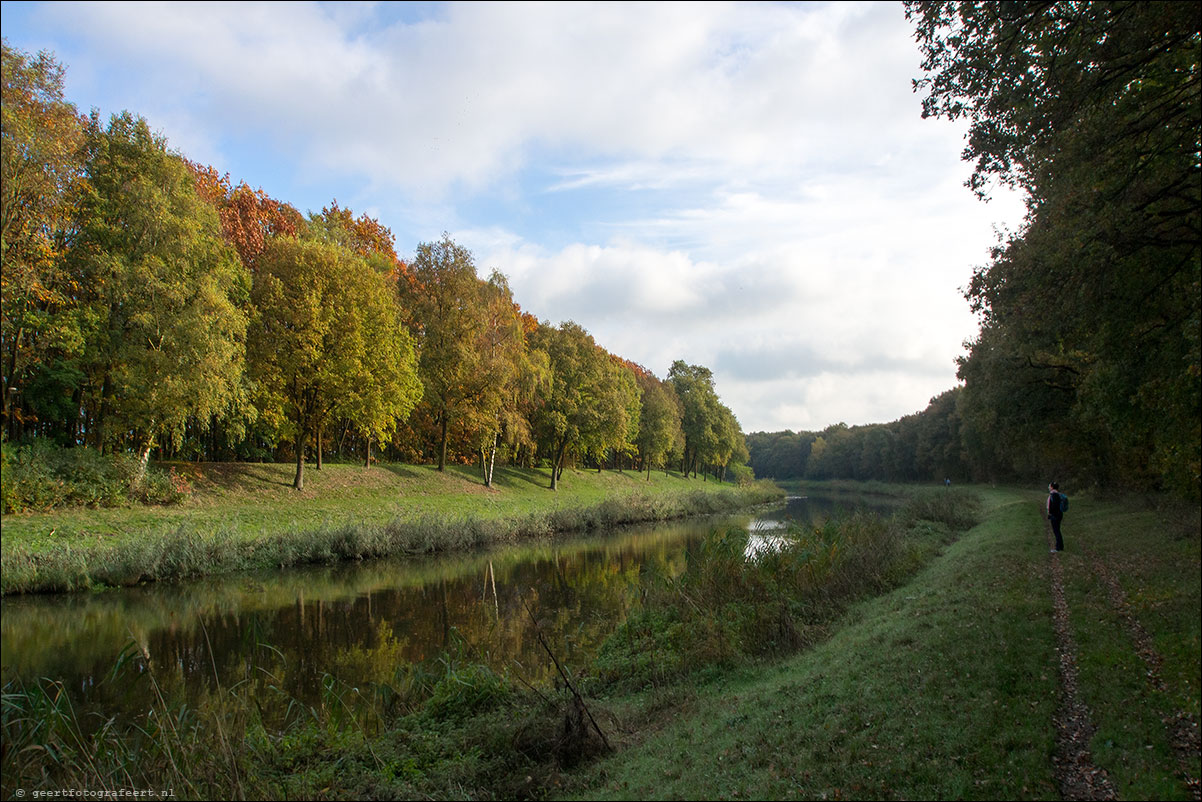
[1059,495,1069,513]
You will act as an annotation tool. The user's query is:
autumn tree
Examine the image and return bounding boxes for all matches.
[187,162,303,270]
[1,41,86,440]
[249,237,420,489]
[309,201,405,279]
[400,235,524,474]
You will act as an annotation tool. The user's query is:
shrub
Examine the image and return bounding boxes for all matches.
[727,463,756,485]
[595,509,930,690]
[424,660,510,723]
[0,442,189,513]
[899,488,983,531]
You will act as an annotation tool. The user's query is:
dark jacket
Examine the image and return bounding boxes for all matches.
[1048,491,1064,521]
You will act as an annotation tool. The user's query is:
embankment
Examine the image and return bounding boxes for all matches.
[0,462,782,594]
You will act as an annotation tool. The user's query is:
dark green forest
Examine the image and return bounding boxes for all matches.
[752,3,1200,500]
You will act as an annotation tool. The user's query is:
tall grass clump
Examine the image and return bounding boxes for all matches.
[0,660,240,799]
[898,487,983,531]
[595,504,972,693]
[2,630,612,801]
[1,441,188,513]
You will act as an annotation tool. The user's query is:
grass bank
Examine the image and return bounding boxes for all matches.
[564,485,1200,800]
[3,485,1196,800]
[1,486,980,798]
[0,461,782,595]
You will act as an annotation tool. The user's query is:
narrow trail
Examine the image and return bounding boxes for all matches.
[1046,517,1118,800]
[1082,548,1202,800]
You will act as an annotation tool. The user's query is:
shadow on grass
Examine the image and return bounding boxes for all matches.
[376,463,429,482]
[165,461,297,492]
[488,465,553,490]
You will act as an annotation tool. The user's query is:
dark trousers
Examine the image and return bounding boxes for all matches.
[1050,516,1064,551]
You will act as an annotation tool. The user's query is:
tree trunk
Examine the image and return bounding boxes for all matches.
[1,326,21,442]
[316,425,323,470]
[135,429,155,488]
[551,439,568,491]
[294,429,306,490]
[94,374,111,453]
[364,435,372,468]
[486,432,497,487]
[438,413,449,471]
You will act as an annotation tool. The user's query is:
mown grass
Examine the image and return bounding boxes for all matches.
[1055,494,1201,800]
[1,462,782,594]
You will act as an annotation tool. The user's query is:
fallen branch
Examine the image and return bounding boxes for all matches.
[521,595,611,753]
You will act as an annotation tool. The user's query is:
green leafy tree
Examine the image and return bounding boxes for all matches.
[668,360,721,479]
[249,237,420,489]
[580,356,640,472]
[70,111,248,474]
[909,1,1200,497]
[635,373,684,480]
[469,272,530,486]
[710,402,748,482]
[529,321,632,490]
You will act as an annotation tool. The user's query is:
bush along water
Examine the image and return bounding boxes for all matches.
[0,628,606,801]
[593,491,981,692]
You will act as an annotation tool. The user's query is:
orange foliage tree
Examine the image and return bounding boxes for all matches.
[186,162,303,270]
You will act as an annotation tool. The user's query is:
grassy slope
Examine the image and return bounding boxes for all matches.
[0,461,743,550]
[1,461,780,594]
[564,487,1200,800]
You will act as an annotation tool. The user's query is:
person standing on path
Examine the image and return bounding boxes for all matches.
[1047,482,1065,552]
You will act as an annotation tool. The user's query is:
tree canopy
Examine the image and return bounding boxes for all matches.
[72,111,249,467]
[249,237,420,489]
[907,1,1200,497]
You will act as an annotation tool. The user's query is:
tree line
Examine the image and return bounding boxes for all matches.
[752,3,1199,500]
[0,41,748,491]
[748,389,971,484]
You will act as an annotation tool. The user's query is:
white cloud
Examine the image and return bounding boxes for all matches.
[40,1,936,195]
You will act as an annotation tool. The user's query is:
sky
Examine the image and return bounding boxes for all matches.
[1,0,1028,434]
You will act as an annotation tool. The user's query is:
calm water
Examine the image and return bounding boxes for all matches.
[0,494,893,719]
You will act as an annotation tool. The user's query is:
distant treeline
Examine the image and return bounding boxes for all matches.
[747,390,970,484]
[1,41,748,491]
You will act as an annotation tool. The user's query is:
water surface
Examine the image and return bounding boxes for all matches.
[1,493,894,720]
